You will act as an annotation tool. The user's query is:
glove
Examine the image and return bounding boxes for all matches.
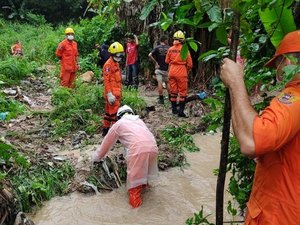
[107,92,116,105]
[91,152,102,163]
[197,91,207,100]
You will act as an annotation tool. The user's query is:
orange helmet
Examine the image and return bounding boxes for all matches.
[265,30,300,68]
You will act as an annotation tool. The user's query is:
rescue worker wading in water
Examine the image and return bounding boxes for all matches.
[165,30,193,117]
[56,27,80,88]
[102,42,125,137]
[92,105,158,208]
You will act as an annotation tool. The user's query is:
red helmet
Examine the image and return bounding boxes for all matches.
[265,30,300,68]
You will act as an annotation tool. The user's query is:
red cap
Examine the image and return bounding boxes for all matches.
[265,30,300,68]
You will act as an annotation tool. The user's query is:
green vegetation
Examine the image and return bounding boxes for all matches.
[161,125,199,153]
[0,93,25,120]
[186,206,214,225]
[0,141,74,212]
[50,82,104,136]
[11,162,74,212]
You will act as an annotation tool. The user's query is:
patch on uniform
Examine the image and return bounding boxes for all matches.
[277,92,300,104]
[105,67,110,73]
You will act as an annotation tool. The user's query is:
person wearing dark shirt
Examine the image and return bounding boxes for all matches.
[96,41,110,67]
[148,35,170,104]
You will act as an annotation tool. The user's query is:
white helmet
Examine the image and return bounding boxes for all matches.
[117,105,134,119]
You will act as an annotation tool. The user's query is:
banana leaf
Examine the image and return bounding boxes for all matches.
[259,1,296,48]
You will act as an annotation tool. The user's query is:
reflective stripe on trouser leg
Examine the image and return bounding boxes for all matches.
[103,98,121,128]
[168,75,178,101]
[178,76,188,101]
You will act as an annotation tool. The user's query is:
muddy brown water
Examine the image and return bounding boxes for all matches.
[31,132,241,225]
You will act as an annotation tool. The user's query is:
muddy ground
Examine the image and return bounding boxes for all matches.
[0,68,210,224]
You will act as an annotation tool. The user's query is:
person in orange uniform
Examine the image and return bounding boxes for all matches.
[11,40,23,56]
[102,42,125,137]
[56,27,79,88]
[165,30,193,117]
[220,30,300,225]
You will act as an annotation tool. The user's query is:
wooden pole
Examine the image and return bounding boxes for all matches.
[215,11,240,225]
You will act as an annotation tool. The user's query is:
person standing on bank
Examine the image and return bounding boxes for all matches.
[220,30,300,225]
[56,27,80,88]
[148,35,170,104]
[165,30,193,117]
[102,42,125,137]
[125,34,139,89]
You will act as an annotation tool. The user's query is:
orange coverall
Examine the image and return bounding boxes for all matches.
[55,39,79,88]
[11,43,23,56]
[165,43,192,103]
[245,79,300,225]
[103,57,122,129]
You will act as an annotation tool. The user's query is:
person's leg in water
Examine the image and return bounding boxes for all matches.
[128,185,143,208]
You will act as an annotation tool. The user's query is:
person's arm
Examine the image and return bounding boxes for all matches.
[92,124,119,161]
[220,58,257,157]
[148,50,159,69]
[55,42,64,59]
[134,34,139,45]
[11,45,15,55]
[186,52,193,71]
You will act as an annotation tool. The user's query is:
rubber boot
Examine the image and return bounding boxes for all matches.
[102,127,109,137]
[178,101,187,118]
[171,101,178,114]
[128,185,143,208]
[158,95,164,104]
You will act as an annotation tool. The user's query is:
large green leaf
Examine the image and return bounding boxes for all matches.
[180,43,189,60]
[216,26,228,45]
[187,40,198,52]
[259,1,296,48]
[139,0,158,21]
[175,3,194,20]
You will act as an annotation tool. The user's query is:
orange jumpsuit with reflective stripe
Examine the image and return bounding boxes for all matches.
[245,79,300,225]
[165,43,192,102]
[56,39,79,88]
[103,57,122,129]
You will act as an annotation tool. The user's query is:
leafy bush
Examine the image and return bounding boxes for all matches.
[0,57,37,84]
[161,125,199,153]
[186,206,214,225]
[0,94,26,121]
[0,141,29,185]
[11,162,74,212]
[227,137,255,214]
[50,82,104,136]
[121,87,147,113]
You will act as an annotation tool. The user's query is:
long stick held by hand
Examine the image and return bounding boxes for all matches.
[216,11,240,225]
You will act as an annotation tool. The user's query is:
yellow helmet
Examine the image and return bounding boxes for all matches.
[65,27,74,34]
[173,30,185,40]
[108,42,124,54]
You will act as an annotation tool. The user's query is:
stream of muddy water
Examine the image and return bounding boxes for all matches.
[31,132,241,225]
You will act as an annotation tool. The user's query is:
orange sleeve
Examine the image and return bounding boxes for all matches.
[165,49,170,64]
[56,41,64,58]
[186,52,193,69]
[103,63,112,94]
[253,92,300,155]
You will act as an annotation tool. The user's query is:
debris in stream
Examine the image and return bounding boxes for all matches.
[74,154,126,194]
